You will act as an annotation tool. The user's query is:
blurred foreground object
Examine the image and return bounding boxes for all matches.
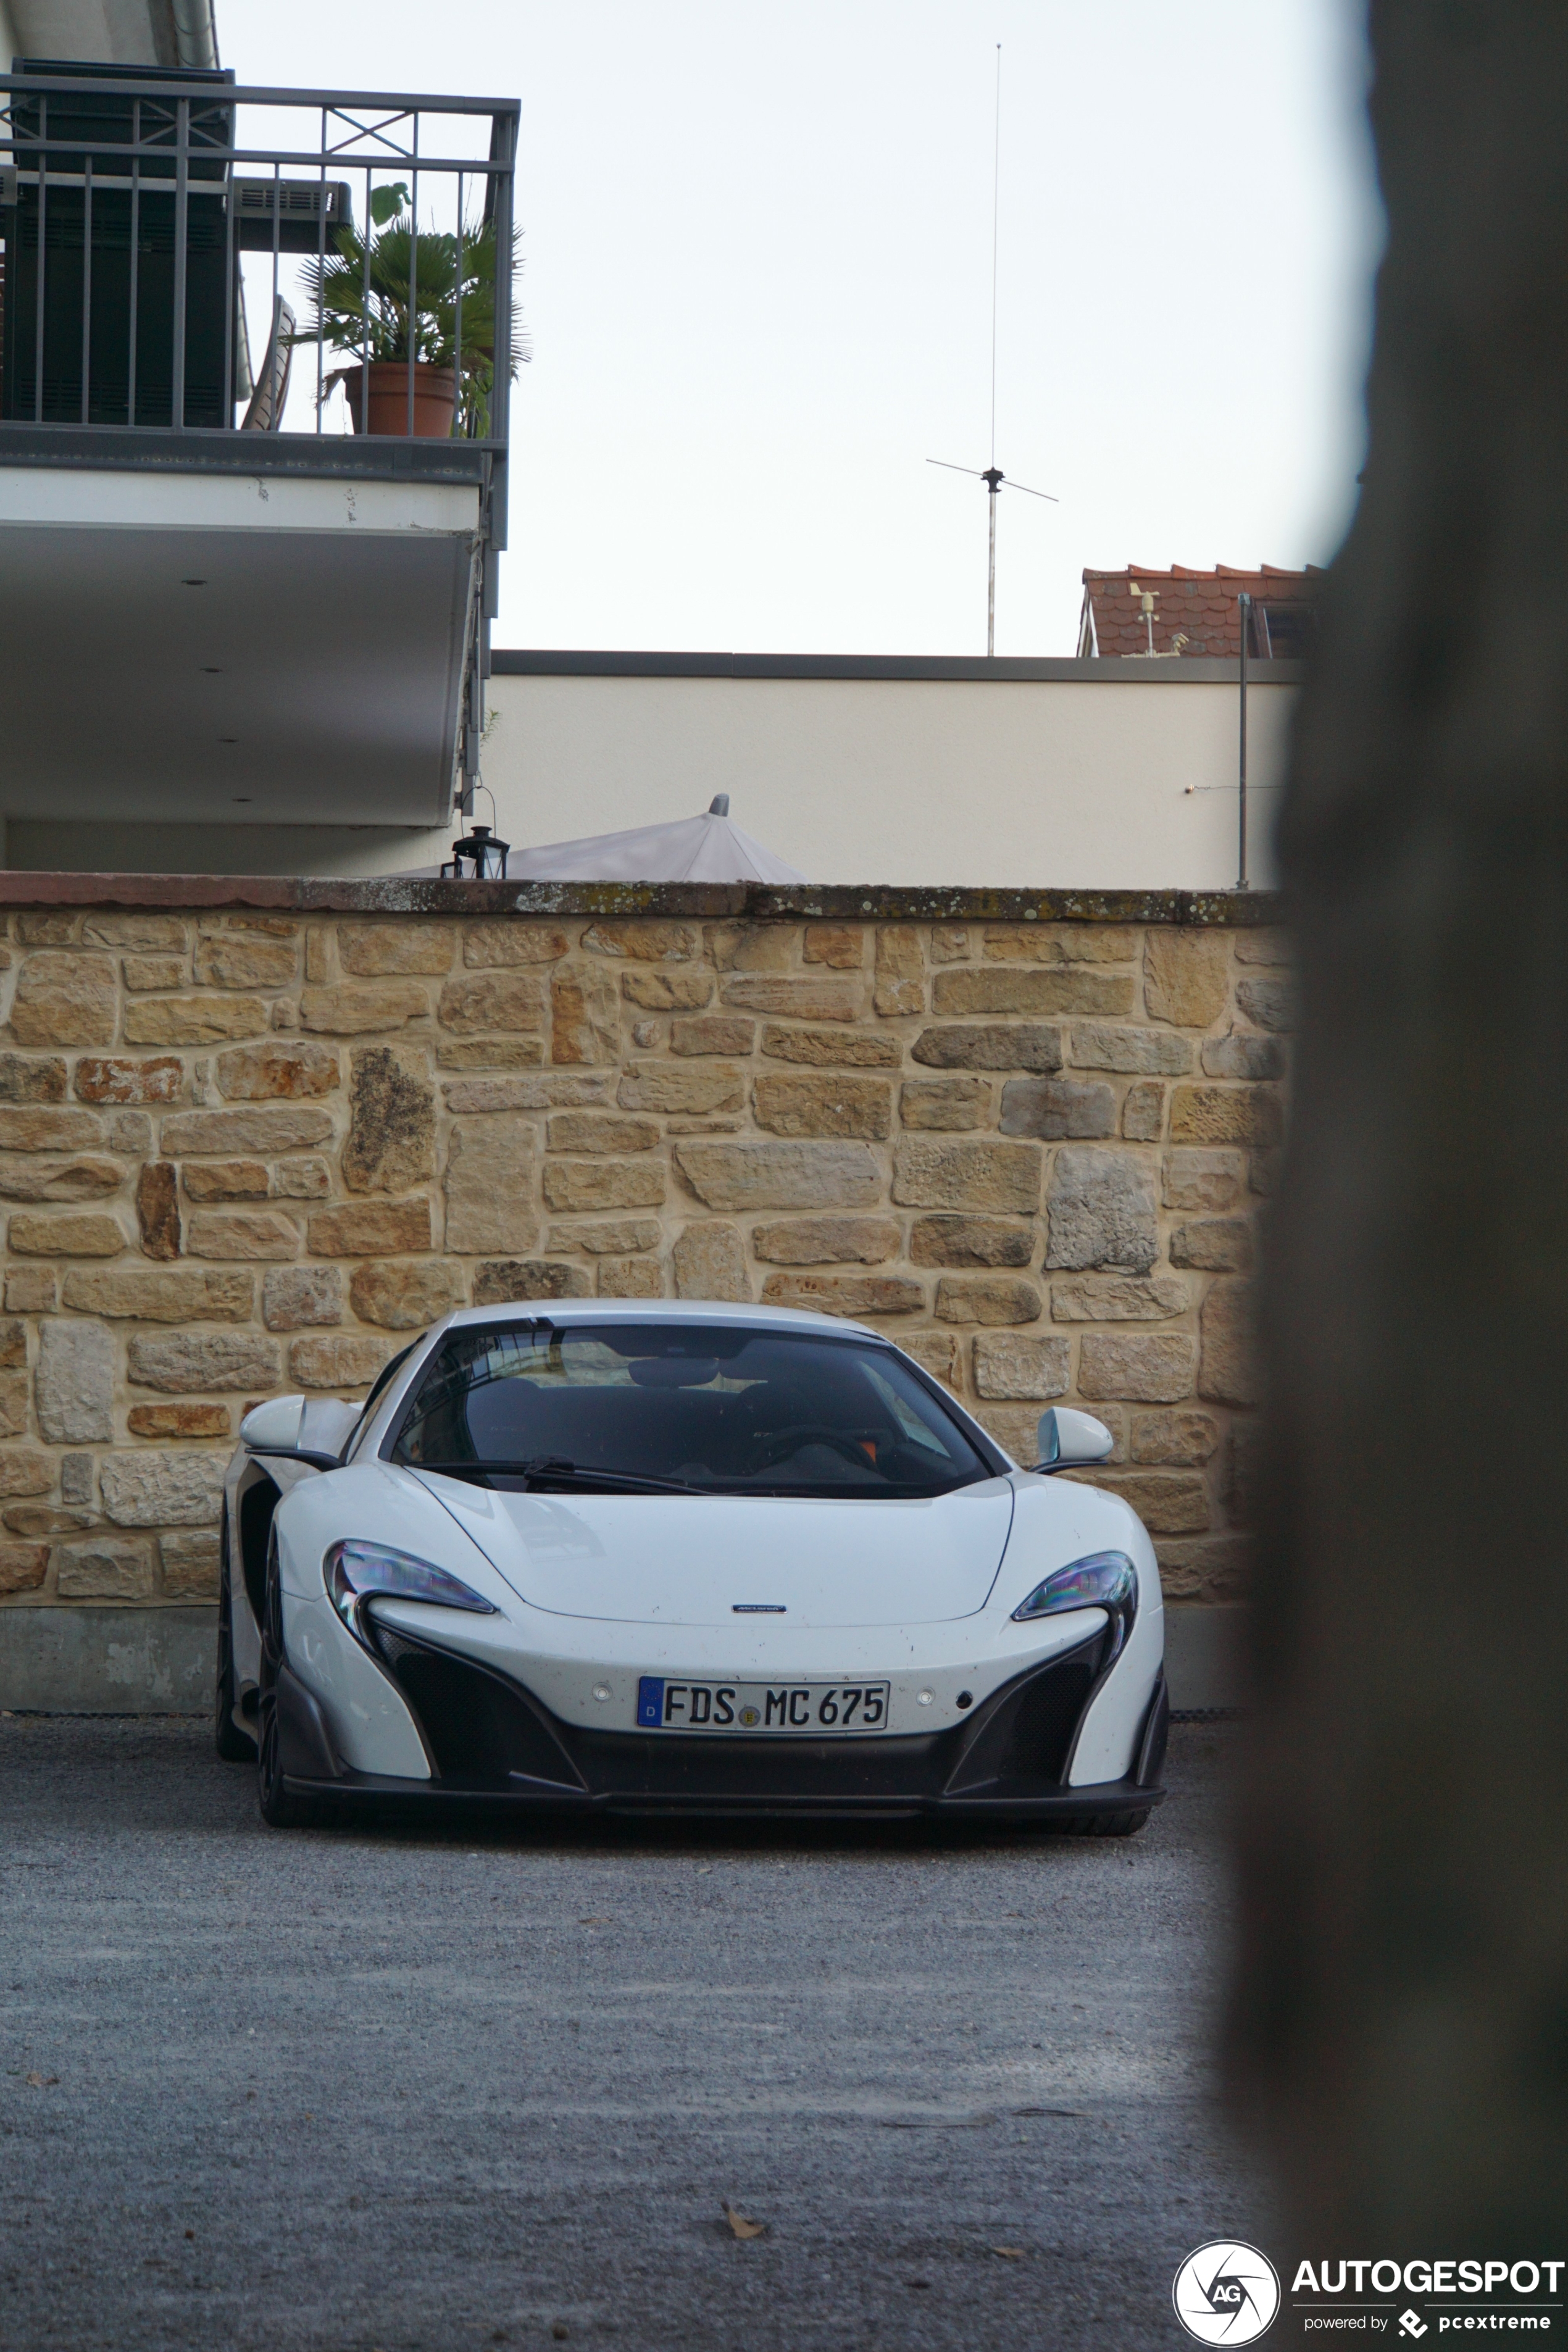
[1236,0,1568,2258]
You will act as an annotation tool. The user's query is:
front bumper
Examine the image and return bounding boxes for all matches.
[273,1622,1169,1822]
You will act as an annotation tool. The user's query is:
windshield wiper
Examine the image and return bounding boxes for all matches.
[404,1456,709,1496]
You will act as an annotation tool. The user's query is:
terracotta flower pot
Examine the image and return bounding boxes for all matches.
[344,362,457,438]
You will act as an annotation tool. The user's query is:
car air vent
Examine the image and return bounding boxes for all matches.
[1008,1651,1103,1785]
[372,1624,584,1792]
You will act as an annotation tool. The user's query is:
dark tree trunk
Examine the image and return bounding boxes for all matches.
[1236,0,1568,2271]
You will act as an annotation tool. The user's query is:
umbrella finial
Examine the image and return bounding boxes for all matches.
[707,794,731,816]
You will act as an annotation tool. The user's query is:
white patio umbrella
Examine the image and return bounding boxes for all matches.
[507,794,805,884]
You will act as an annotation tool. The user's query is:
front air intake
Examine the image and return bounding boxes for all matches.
[371,1626,585,1792]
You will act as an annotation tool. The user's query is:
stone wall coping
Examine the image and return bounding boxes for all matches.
[0,875,1284,925]
[493,649,1306,685]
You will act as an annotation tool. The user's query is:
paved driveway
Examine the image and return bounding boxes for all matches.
[0,1716,1267,2351]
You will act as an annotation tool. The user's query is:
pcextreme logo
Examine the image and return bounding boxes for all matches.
[1173,2241,1283,2344]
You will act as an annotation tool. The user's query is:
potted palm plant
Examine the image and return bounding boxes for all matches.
[295,182,527,438]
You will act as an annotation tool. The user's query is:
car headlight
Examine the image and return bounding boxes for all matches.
[1012,1549,1137,1623]
[325,1538,499,1644]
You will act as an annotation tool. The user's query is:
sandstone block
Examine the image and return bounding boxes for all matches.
[159,1531,222,1598]
[128,1404,231,1439]
[338,924,454,977]
[3,1506,88,1535]
[972,1331,1070,1399]
[542,1157,665,1213]
[891,1138,1040,1214]
[193,933,296,990]
[1235,929,1291,965]
[934,1275,1041,1325]
[1198,1277,1260,1407]
[56,1537,155,1597]
[580,920,697,961]
[1078,1470,1209,1535]
[546,1218,662,1256]
[898,1077,990,1130]
[341,1043,436,1195]
[999,1076,1117,1140]
[1132,1409,1220,1467]
[81,914,188,950]
[443,1075,612,1112]
[930,926,970,964]
[17,913,75,944]
[60,1454,92,1505]
[982,924,1136,964]
[0,1449,51,1498]
[0,1153,121,1203]
[1079,1332,1197,1403]
[706,923,796,972]
[762,1273,924,1317]
[1170,1217,1255,1273]
[430,1103,532,1246]
[618,1064,745,1114]
[305,930,331,983]
[1236,975,1294,1032]
[758,1025,899,1069]
[1143,932,1230,1028]
[62,1268,251,1322]
[9,1211,124,1257]
[720,976,860,1022]
[1154,1536,1251,1606]
[547,1112,660,1154]
[160,1107,334,1156]
[349,1259,465,1330]
[0,1543,49,1593]
[667,1232,747,1307]
[10,953,117,1048]
[436,1038,546,1070]
[0,1053,67,1103]
[300,983,430,1035]
[183,1161,269,1202]
[135,1162,181,1261]
[1051,1272,1190,1321]
[0,1370,27,1439]
[1045,1146,1157,1272]
[262,1266,343,1330]
[753,1073,893,1141]
[899,1330,960,1384]
[910,1214,1032,1269]
[100,1451,226,1527]
[1122,1082,1164,1141]
[1162,1149,1245,1212]
[463,923,570,968]
[289,1335,390,1390]
[1067,1022,1193,1075]
[122,955,187,992]
[549,963,619,1064]
[620,968,714,1011]
[676,1138,880,1211]
[597,1256,664,1298]
[932,968,1133,1018]
[752,1216,899,1266]
[124,995,268,1047]
[0,1316,25,1362]
[874,926,924,1017]
[128,1332,281,1393]
[804,925,865,968]
[214,1041,340,1101]
[472,1260,592,1305]
[36,1318,114,1443]
[186,1211,299,1261]
[307,1199,432,1257]
[911,1024,1061,1072]
[106,1111,151,1154]
[1201,1031,1285,1081]
[0,1105,101,1151]
[1169,1085,1283,1148]
[75,1056,185,1104]
[670,1015,754,1056]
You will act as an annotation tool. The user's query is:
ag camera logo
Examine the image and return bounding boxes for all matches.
[1172,2241,1282,2343]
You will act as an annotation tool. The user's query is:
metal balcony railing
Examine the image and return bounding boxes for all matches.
[0,62,520,451]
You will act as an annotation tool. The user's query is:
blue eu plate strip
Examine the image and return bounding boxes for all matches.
[636,1676,665,1729]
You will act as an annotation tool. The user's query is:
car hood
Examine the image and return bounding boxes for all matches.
[411,1472,1016,1628]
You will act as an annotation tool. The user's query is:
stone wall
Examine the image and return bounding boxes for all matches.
[0,882,1287,1625]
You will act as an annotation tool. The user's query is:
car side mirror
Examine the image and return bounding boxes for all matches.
[241,1395,307,1453]
[1035,1406,1115,1471]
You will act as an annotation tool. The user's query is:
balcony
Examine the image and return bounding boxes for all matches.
[0,63,519,842]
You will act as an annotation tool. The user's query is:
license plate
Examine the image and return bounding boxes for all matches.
[636,1677,890,1734]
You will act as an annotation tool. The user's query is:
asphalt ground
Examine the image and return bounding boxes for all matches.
[0,1716,1270,2352]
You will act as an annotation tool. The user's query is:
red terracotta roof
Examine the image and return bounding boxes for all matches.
[1078,564,1322,659]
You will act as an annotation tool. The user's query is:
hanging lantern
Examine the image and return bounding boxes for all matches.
[441,823,510,879]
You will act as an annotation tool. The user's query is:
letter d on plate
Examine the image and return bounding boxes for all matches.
[637,1677,664,1728]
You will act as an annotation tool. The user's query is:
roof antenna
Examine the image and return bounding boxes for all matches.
[928,42,1057,658]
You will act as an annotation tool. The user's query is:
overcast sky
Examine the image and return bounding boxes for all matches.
[223,0,1381,658]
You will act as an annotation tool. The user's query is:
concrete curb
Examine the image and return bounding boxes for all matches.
[0,1606,217,1714]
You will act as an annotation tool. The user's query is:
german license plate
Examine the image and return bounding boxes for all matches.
[636,1677,890,1733]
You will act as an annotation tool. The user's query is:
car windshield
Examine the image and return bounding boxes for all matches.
[390,1320,999,1499]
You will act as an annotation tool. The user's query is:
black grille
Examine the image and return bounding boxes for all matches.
[372,1628,584,1792]
[1006,1654,1102,1784]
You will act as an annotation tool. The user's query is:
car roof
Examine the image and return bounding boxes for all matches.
[439,1298,883,1343]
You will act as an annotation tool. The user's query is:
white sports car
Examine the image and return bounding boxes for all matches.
[215,1300,1169,1833]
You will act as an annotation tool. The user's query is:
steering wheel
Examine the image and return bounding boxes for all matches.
[744,1423,885,1474]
